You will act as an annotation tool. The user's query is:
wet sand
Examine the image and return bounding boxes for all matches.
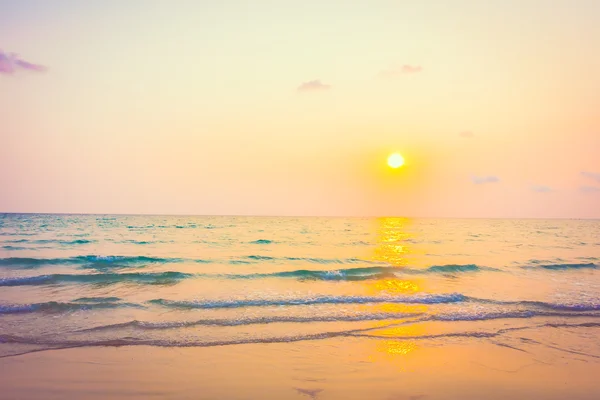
[1,325,599,400]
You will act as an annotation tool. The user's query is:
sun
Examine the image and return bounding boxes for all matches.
[387,153,405,168]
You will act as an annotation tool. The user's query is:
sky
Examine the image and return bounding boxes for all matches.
[1,0,599,218]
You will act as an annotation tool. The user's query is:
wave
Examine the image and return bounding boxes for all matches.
[235,264,496,280]
[0,255,372,268]
[0,268,405,287]
[535,263,597,270]
[147,295,600,312]
[241,266,395,281]
[0,264,508,287]
[0,331,351,352]
[80,312,424,332]
[80,310,600,333]
[432,310,600,321]
[249,239,274,245]
[73,296,122,303]
[346,241,371,246]
[62,239,95,245]
[245,255,275,261]
[0,255,491,271]
[0,256,596,282]
[351,322,600,342]
[0,255,192,269]
[36,239,95,245]
[0,271,192,287]
[2,322,599,359]
[234,256,383,265]
[227,257,371,265]
[426,264,491,273]
[3,294,600,319]
[1,239,95,246]
[521,300,600,312]
[468,297,600,312]
[155,224,221,230]
[116,240,172,245]
[148,293,467,310]
[0,300,141,315]
[284,257,374,264]
[148,295,600,313]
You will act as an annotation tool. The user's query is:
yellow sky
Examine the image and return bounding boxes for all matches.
[1,1,599,217]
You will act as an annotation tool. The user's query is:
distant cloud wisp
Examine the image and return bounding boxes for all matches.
[297,80,331,92]
[531,185,553,193]
[378,64,423,79]
[459,131,474,138]
[472,175,500,185]
[0,50,46,75]
[581,171,600,183]
[580,185,600,193]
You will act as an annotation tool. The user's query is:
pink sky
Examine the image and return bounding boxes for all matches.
[1,1,599,218]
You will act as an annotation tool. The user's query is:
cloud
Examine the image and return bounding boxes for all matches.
[471,175,500,185]
[581,171,600,183]
[297,80,331,92]
[378,64,423,79]
[0,50,46,75]
[531,185,553,193]
[580,185,600,193]
[295,388,323,399]
[459,131,474,138]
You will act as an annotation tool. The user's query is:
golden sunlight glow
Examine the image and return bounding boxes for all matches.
[373,303,428,315]
[377,340,417,356]
[387,153,405,168]
[370,217,413,266]
[363,216,425,365]
[374,324,427,338]
[368,279,421,295]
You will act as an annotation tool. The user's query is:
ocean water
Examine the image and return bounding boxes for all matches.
[1,214,599,360]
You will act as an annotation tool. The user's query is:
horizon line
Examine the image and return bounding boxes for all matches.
[0,212,598,220]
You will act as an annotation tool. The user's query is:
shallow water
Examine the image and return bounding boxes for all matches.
[0,214,599,361]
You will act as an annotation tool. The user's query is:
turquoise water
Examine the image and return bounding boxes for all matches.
[0,214,599,358]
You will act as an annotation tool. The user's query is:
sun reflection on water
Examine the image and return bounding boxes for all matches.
[371,323,427,338]
[366,324,422,368]
[371,217,413,266]
[368,279,421,294]
[373,303,428,314]
[376,340,417,356]
[363,217,426,366]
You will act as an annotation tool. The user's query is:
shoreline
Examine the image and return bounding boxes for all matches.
[1,329,599,400]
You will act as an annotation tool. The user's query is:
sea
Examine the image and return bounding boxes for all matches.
[1,214,599,361]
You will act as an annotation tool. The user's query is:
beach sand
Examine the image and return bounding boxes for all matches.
[1,324,598,400]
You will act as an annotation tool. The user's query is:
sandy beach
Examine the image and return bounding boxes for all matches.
[2,322,599,400]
